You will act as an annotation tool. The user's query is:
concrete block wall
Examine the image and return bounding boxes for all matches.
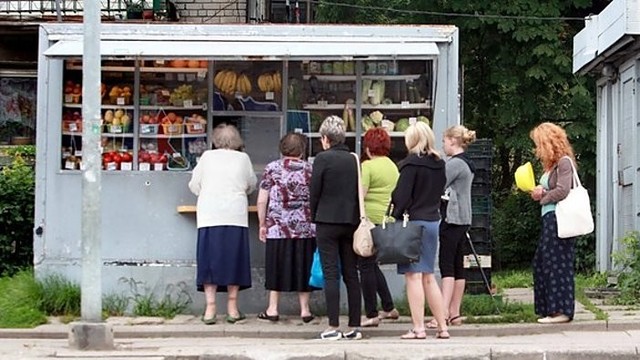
[175,0,247,23]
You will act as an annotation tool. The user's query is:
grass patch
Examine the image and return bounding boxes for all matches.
[103,293,129,317]
[38,274,81,316]
[121,277,192,318]
[0,270,47,328]
[576,273,608,321]
[493,269,533,291]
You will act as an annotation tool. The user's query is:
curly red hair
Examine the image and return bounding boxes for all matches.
[363,128,391,156]
[529,122,576,172]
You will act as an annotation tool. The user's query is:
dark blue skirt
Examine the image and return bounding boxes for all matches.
[196,225,251,293]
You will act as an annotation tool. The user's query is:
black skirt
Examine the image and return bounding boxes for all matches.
[196,225,251,293]
[265,237,318,292]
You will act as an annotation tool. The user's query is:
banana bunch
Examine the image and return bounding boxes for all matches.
[214,69,238,96]
[235,73,252,96]
[257,71,282,93]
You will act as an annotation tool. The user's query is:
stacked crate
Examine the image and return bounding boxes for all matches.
[464,139,493,294]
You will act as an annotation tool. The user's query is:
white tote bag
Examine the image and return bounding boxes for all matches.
[555,157,594,238]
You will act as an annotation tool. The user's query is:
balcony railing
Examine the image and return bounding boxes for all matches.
[0,0,133,20]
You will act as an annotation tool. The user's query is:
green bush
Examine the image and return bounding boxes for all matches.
[37,274,81,316]
[0,271,47,328]
[611,231,640,305]
[0,146,35,277]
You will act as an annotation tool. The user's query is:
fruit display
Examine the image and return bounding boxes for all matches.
[103,109,132,133]
[214,69,238,96]
[169,84,195,107]
[108,85,132,105]
[62,110,82,132]
[64,80,82,103]
[257,72,282,93]
[102,150,134,171]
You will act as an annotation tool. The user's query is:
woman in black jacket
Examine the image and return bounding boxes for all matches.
[391,121,449,340]
[310,116,362,341]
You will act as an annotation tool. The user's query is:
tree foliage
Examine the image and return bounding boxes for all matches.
[316,1,603,269]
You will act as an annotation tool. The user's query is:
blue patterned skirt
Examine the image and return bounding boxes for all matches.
[533,212,575,319]
[196,225,251,293]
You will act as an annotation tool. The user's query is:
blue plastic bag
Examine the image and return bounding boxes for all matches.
[309,248,324,288]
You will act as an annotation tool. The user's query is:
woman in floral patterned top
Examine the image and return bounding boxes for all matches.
[256,133,317,323]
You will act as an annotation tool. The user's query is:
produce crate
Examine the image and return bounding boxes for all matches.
[105,124,131,134]
[471,183,491,196]
[472,169,491,185]
[185,122,206,134]
[140,124,160,135]
[468,227,491,244]
[471,213,491,229]
[470,156,492,171]
[467,241,492,256]
[471,196,492,215]
[465,268,493,295]
[467,139,493,158]
[161,123,184,135]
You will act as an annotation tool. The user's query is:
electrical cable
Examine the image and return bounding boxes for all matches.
[309,0,588,22]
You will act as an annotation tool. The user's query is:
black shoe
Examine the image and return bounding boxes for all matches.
[301,314,315,323]
[320,329,342,340]
[257,311,279,322]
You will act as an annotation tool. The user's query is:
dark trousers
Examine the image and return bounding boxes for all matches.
[316,223,361,328]
[358,255,395,319]
[439,222,470,280]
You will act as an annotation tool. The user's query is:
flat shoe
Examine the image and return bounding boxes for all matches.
[447,315,463,326]
[361,317,380,327]
[400,329,427,340]
[537,314,570,324]
[425,319,438,329]
[225,313,246,324]
[301,314,315,323]
[435,330,450,339]
[379,309,400,320]
[257,311,279,322]
[201,314,216,325]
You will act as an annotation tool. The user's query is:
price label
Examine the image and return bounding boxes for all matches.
[120,162,132,171]
[183,99,193,108]
[117,97,126,105]
[186,74,196,82]
[367,89,376,97]
[265,92,275,100]
[79,161,85,170]
[153,163,164,171]
[409,117,417,125]
[65,161,76,170]
[173,152,181,158]
[139,162,151,171]
[192,123,203,130]
[141,124,154,134]
[106,162,118,171]
[69,123,78,132]
[62,150,72,158]
[197,70,207,80]
[177,73,186,82]
[64,94,73,103]
[169,124,179,133]
[401,101,410,109]
[317,100,328,107]
[161,90,170,97]
[155,60,165,65]
[294,128,303,134]
[74,150,82,157]
[110,125,123,133]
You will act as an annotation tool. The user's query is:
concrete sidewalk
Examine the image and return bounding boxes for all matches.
[2,287,640,359]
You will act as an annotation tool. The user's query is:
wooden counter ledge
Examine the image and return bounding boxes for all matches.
[177,205,258,213]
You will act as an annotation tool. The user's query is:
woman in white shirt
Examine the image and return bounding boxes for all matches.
[188,123,257,325]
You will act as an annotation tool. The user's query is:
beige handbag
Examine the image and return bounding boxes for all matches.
[352,153,376,257]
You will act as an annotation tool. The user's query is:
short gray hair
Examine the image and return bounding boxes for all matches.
[212,123,243,150]
[318,115,345,146]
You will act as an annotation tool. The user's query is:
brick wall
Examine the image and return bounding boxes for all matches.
[175,0,247,24]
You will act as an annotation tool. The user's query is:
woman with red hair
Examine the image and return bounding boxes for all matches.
[359,128,400,327]
[529,122,577,324]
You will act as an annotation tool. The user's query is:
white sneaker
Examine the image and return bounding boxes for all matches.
[320,329,342,340]
[343,329,363,340]
[537,314,570,324]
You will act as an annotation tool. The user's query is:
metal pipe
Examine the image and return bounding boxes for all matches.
[81,0,103,323]
[55,0,63,21]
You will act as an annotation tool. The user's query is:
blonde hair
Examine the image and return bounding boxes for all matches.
[404,122,440,159]
[529,122,575,172]
[212,123,243,150]
[444,125,477,148]
[318,115,346,146]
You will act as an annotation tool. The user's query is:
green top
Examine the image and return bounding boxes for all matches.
[361,156,399,224]
[540,172,556,216]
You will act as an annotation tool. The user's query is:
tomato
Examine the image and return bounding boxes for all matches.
[112,154,122,164]
[159,155,168,163]
[121,153,133,162]
[103,154,113,163]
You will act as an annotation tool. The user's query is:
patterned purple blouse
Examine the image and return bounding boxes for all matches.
[260,158,316,239]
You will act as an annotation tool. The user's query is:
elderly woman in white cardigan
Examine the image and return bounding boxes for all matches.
[188,123,257,325]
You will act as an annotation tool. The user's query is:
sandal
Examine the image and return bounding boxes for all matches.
[400,328,427,340]
[425,318,439,329]
[447,315,463,326]
[201,314,217,325]
[257,311,279,322]
[435,329,450,339]
[301,314,315,323]
[225,313,246,324]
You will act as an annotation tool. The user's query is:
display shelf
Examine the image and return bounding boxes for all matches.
[210,111,284,118]
[178,205,257,213]
[140,105,207,111]
[302,74,421,81]
[63,103,135,110]
[305,131,405,138]
[66,65,208,74]
[303,103,431,110]
[63,131,136,138]
[139,133,207,139]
